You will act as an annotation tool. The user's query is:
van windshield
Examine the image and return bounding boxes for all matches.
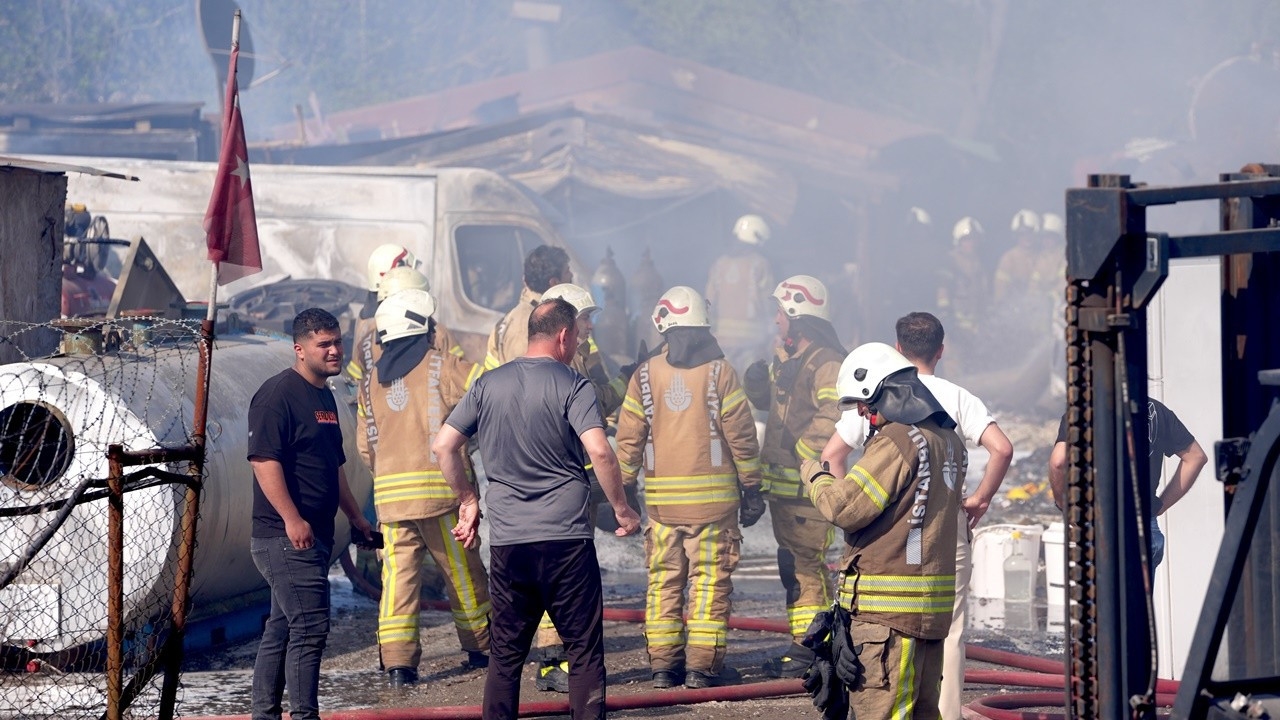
[456,224,543,311]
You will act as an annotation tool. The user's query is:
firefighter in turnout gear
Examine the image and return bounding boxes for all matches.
[541,283,629,417]
[361,289,491,686]
[614,286,765,689]
[483,245,572,370]
[481,246,575,692]
[705,214,776,372]
[801,342,966,720]
[743,274,846,678]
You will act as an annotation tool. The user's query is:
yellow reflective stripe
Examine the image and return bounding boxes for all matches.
[587,336,600,353]
[619,459,641,476]
[848,465,889,511]
[787,605,825,636]
[856,596,954,613]
[794,438,821,462]
[689,523,717,627]
[538,614,556,631]
[763,465,801,481]
[378,524,404,641]
[735,456,761,473]
[646,490,740,506]
[375,487,458,503]
[357,404,368,419]
[892,635,916,720]
[855,574,956,593]
[646,523,676,633]
[483,353,501,370]
[623,395,645,418]
[644,474,739,487]
[464,363,483,390]
[436,514,489,630]
[449,343,465,358]
[816,387,840,402]
[810,474,835,495]
[721,388,747,414]
[609,375,626,396]
[346,360,364,380]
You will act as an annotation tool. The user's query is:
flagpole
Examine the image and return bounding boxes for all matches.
[206,10,241,322]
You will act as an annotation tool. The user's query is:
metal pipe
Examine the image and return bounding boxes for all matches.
[106,444,125,720]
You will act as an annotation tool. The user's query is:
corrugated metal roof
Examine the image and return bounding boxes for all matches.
[0,155,139,181]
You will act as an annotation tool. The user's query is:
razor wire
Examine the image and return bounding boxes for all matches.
[0,317,206,720]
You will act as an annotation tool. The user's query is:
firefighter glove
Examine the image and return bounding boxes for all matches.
[801,459,836,494]
[831,603,866,691]
[739,485,767,527]
[743,359,771,409]
[802,656,849,720]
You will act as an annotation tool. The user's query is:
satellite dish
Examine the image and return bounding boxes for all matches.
[196,0,256,89]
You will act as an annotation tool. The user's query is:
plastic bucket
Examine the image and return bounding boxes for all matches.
[970,523,1044,600]
[1042,521,1066,607]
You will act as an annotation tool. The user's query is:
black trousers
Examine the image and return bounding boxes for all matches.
[484,539,606,720]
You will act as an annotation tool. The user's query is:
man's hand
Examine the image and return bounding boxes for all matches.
[285,518,316,550]
[739,485,767,527]
[452,497,482,549]
[348,513,375,543]
[612,503,641,536]
[961,494,990,530]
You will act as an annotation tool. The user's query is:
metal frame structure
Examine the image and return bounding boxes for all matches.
[1062,166,1280,720]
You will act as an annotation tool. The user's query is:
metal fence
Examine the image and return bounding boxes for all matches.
[0,317,207,719]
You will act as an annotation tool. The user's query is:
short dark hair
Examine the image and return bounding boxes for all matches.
[292,308,341,342]
[529,297,576,340]
[895,311,944,362]
[524,245,570,293]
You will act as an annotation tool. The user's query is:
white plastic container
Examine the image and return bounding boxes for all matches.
[1042,521,1066,607]
[970,523,1043,600]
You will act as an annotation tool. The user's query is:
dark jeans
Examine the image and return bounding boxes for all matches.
[484,539,606,720]
[250,536,332,720]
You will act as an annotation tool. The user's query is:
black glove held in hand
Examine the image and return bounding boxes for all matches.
[743,359,771,409]
[831,604,866,692]
[739,485,767,528]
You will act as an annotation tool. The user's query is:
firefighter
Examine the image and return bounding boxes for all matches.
[705,214,776,373]
[743,275,846,677]
[801,342,966,720]
[541,283,632,417]
[614,286,765,689]
[362,289,491,686]
[993,209,1042,303]
[937,216,991,349]
[483,245,572,370]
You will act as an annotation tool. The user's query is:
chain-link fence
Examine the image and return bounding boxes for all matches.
[0,317,207,719]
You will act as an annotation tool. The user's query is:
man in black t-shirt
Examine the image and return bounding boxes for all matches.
[247,308,373,720]
[1049,398,1208,572]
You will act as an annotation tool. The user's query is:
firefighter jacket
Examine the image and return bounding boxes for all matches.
[806,418,966,640]
[348,316,471,469]
[615,349,762,526]
[572,338,625,418]
[761,343,843,499]
[705,250,774,347]
[483,286,541,369]
[358,347,478,523]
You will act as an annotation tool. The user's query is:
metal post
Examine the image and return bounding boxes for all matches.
[106,444,125,720]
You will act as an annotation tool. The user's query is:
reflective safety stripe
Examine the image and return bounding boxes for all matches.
[892,635,917,720]
[374,471,457,503]
[377,614,419,644]
[619,459,641,477]
[449,343,465,358]
[622,395,645,419]
[763,464,804,498]
[483,352,501,370]
[735,456,761,474]
[787,604,825,637]
[815,386,840,402]
[847,465,889,511]
[839,573,955,615]
[464,363,483,390]
[794,438,821,462]
[435,514,490,631]
[644,475,739,505]
[345,359,364,380]
[721,387,747,414]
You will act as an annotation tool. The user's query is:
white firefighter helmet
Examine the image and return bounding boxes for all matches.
[836,342,913,410]
[907,206,932,226]
[1041,212,1065,236]
[652,286,710,333]
[733,214,771,246]
[375,289,436,344]
[952,216,984,246]
[1010,209,1042,234]
[773,274,831,321]
[366,243,419,292]
[541,283,600,317]
[376,266,430,302]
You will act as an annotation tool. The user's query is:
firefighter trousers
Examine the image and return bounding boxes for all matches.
[847,619,944,720]
[379,512,491,669]
[643,518,742,673]
[768,496,835,640]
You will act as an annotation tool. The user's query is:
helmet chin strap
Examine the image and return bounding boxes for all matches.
[782,325,803,356]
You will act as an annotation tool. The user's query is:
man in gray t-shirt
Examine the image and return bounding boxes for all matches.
[434,297,640,720]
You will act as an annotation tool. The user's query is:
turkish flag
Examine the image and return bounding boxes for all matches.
[203,46,262,285]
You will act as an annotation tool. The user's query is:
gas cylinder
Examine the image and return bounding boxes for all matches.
[590,247,630,358]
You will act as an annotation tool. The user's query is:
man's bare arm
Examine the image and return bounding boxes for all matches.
[1156,440,1208,515]
[962,422,1014,529]
[581,426,640,536]
[432,423,481,548]
[820,433,856,479]
[1049,441,1068,511]
[250,457,312,549]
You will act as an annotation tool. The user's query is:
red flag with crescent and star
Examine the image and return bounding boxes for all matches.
[203,45,262,285]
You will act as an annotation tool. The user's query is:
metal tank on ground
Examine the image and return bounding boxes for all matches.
[0,325,371,659]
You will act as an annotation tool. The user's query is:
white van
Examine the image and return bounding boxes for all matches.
[50,156,567,357]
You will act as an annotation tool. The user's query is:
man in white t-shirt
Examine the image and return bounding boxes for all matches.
[820,311,1013,720]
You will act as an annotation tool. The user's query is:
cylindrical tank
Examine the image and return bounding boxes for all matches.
[629,246,666,353]
[0,333,371,654]
[590,247,630,359]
